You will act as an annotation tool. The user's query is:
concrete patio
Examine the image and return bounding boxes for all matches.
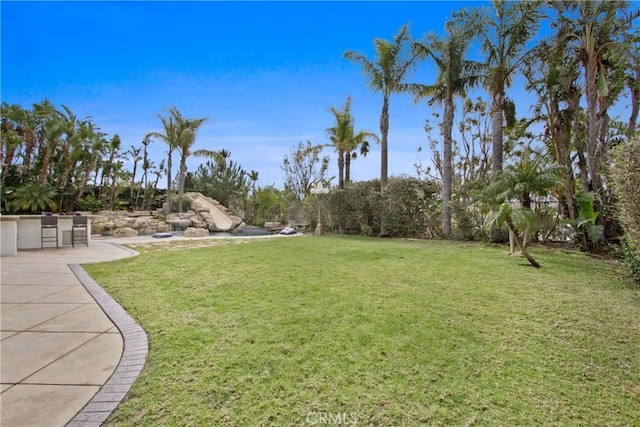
[1,242,146,427]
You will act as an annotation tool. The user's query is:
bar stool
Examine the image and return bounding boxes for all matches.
[41,216,59,249]
[72,215,88,247]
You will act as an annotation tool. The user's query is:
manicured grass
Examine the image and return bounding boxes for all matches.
[84,235,640,426]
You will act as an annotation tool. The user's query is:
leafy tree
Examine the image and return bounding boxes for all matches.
[524,26,582,220]
[252,185,288,225]
[124,144,141,206]
[189,152,247,210]
[281,140,330,201]
[344,24,417,191]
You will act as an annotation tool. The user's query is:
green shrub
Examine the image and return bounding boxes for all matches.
[610,137,640,281]
[619,236,640,284]
[75,194,103,213]
[327,177,439,238]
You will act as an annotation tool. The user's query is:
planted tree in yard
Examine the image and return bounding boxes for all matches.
[485,203,540,268]
[147,107,181,214]
[553,1,638,206]
[453,0,542,173]
[326,96,379,188]
[281,140,330,201]
[411,27,483,237]
[482,148,564,267]
[524,31,581,220]
[344,24,417,191]
[189,151,247,210]
[1,101,114,213]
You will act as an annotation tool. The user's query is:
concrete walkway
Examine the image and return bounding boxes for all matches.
[1,242,146,427]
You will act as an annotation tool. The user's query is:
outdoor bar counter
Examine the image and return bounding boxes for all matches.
[0,215,92,256]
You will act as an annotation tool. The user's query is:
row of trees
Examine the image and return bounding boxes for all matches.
[0,100,160,213]
[0,101,293,227]
[339,0,638,249]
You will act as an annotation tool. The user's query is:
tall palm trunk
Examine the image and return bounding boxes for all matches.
[490,88,505,242]
[584,45,603,204]
[490,89,504,171]
[165,148,173,214]
[337,149,345,188]
[442,96,454,237]
[380,95,390,191]
[178,156,187,213]
[344,151,351,185]
[379,95,390,237]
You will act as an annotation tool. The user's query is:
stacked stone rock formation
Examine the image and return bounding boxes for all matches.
[90,192,244,237]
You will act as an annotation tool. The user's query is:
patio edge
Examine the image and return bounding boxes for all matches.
[65,245,148,427]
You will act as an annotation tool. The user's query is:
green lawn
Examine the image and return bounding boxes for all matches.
[85,235,640,426]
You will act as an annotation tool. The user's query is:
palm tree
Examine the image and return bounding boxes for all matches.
[411,27,483,237]
[344,129,378,185]
[484,148,564,259]
[523,28,582,220]
[175,115,212,213]
[147,107,182,214]
[344,23,418,191]
[326,96,379,188]
[485,203,540,268]
[452,0,542,173]
[126,145,141,206]
[326,97,352,189]
[555,0,638,205]
[99,135,122,202]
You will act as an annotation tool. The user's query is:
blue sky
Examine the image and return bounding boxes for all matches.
[6,1,633,190]
[1,1,493,188]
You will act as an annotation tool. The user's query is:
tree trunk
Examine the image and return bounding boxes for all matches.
[166,149,173,215]
[490,89,504,172]
[576,147,591,194]
[345,151,351,185]
[379,95,390,237]
[178,157,186,213]
[337,149,344,189]
[628,75,639,138]
[441,96,454,237]
[380,95,390,191]
[505,216,540,268]
[584,49,604,205]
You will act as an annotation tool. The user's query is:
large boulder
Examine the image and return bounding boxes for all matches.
[264,222,284,234]
[113,227,138,238]
[114,217,136,229]
[184,227,209,238]
[189,216,208,229]
[199,211,217,231]
[132,217,150,230]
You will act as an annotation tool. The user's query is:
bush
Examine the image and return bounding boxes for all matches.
[327,180,380,234]
[75,194,104,213]
[327,177,439,238]
[610,137,640,282]
[619,236,640,284]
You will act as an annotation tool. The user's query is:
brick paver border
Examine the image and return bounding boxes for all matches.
[65,245,148,427]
